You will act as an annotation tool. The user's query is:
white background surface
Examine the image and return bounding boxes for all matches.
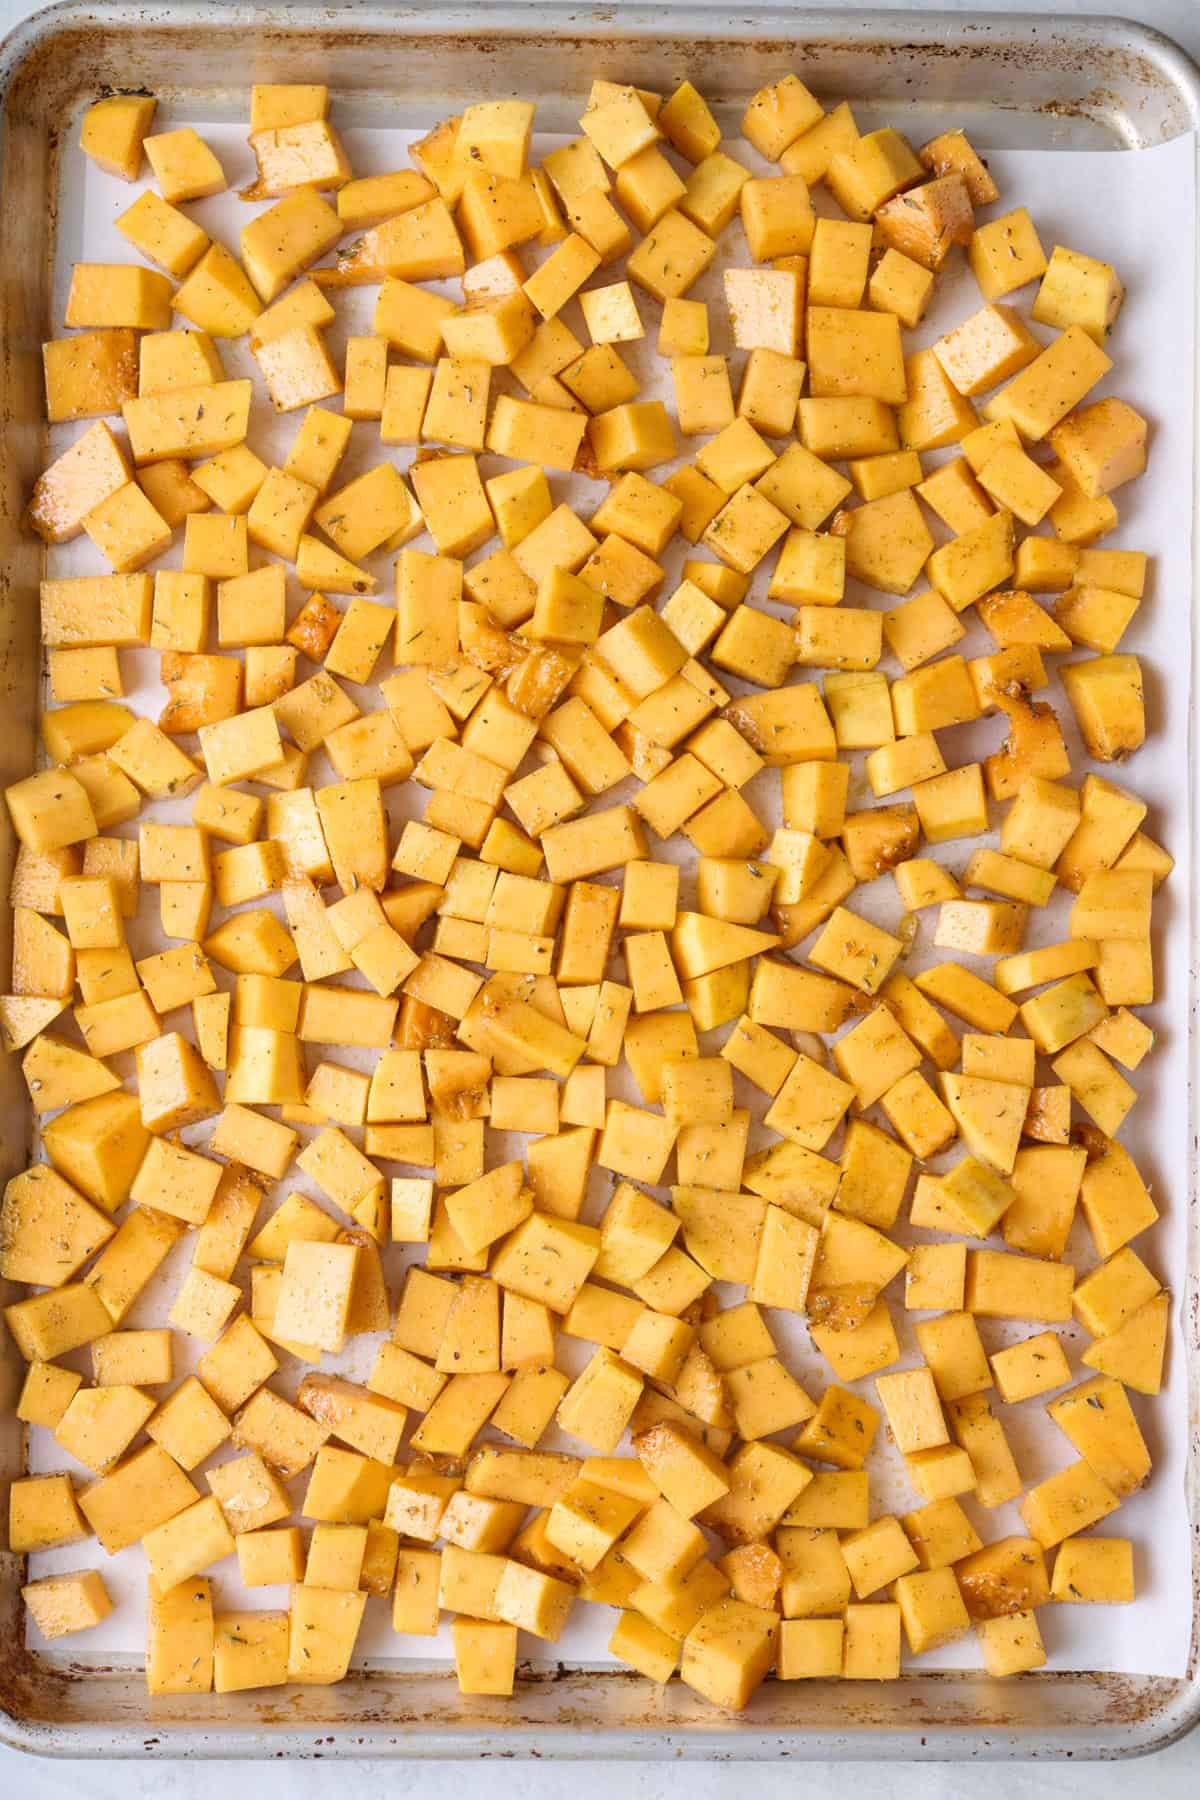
[34,118,1196,1681]
[4,0,1200,1792]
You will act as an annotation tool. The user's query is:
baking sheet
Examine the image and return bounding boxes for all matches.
[26,114,1196,1682]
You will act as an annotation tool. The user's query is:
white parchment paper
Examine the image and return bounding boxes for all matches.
[27,115,1196,1681]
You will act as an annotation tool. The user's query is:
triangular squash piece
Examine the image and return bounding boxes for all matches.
[1078,1136,1158,1257]
[444,1161,530,1254]
[772,845,857,949]
[483,998,586,1079]
[349,1184,390,1248]
[296,533,377,596]
[437,1274,501,1373]
[671,1185,765,1286]
[12,910,75,1000]
[977,587,1073,651]
[938,1073,1028,1174]
[813,1211,909,1298]
[1081,1290,1168,1396]
[380,482,424,553]
[937,1154,1016,1238]
[252,1264,322,1364]
[750,1205,820,1313]
[527,1125,595,1222]
[1046,1373,1150,1497]
[674,1343,735,1432]
[248,1191,340,1263]
[313,203,464,289]
[341,1228,392,1332]
[741,1139,841,1223]
[0,1164,115,1285]
[22,1032,120,1114]
[807,1215,907,1332]
[670,911,779,980]
[0,994,68,1053]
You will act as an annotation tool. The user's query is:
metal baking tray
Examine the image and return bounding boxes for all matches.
[0,0,1197,1762]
